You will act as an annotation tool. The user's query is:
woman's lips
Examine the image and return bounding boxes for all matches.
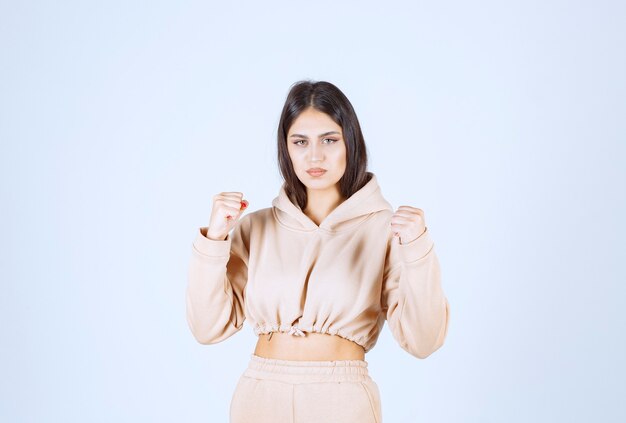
[306,169,327,176]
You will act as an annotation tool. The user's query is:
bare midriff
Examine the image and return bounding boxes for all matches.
[254,331,366,361]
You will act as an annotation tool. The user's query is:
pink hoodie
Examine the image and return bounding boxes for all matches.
[186,172,450,358]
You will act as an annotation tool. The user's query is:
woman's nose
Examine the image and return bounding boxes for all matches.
[309,145,323,162]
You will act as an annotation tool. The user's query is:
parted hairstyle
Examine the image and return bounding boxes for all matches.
[277,79,371,211]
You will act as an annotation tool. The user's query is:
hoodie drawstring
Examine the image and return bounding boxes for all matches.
[265,326,307,342]
[288,326,306,337]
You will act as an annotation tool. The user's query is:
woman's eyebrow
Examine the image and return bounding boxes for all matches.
[289,131,341,138]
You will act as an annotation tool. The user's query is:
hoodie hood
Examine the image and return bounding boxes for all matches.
[271,171,393,233]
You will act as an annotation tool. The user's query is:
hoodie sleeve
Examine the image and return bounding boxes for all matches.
[381,226,450,359]
[186,214,251,345]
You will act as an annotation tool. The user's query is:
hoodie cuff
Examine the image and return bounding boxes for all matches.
[399,226,434,263]
[193,227,232,257]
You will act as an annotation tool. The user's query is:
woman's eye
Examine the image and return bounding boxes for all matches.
[293,138,337,146]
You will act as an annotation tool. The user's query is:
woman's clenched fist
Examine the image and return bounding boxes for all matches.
[391,205,426,244]
[206,192,249,241]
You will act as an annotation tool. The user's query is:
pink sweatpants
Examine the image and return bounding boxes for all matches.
[229,354,383,423]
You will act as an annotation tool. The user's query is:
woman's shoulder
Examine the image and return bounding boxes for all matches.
[238,206,273,229]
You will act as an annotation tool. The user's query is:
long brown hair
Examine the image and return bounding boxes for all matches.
[277,79,371,210]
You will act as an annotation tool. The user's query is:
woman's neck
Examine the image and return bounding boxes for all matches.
[304,185,345,226]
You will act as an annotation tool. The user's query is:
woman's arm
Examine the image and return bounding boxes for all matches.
[186,213,251,345]
[381,227,450,359]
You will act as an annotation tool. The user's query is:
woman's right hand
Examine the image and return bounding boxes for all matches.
[206,192,249,241]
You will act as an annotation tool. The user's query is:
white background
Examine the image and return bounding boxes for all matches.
[1,1,624,422]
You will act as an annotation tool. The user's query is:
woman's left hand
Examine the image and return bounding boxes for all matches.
[391,205,427,244]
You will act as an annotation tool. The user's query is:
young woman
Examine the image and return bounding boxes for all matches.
[186,80,450,423]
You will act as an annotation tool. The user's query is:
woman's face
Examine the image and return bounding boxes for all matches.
[286,107,347,192]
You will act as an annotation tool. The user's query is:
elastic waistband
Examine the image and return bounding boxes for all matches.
[242,354,371,384]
